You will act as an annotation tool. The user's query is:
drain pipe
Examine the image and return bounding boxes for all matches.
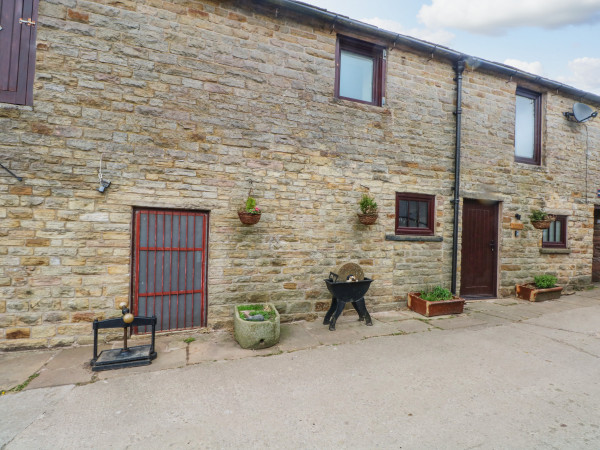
[451,60,465,295]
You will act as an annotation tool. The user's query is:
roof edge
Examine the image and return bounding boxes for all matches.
[262,0,600,106]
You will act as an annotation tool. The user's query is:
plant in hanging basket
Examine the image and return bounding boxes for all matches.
[529,209,555,230]
[238,196,261,225]
[357,193,378,225]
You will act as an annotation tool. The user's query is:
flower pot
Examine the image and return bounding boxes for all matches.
[357,213,378,225]
[234,303,280,349]
[238,211,261,225]
[407,292,465,317]
[531,215,555,230]
[516,284,563,302]
[531,220,551,229]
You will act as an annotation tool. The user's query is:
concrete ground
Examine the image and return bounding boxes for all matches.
[1,289,600,449]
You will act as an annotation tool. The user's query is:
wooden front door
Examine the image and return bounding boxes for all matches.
[460,199,498,298]
[132,209,209,332]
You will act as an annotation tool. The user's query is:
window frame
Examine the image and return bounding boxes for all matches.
[514,87,542,165]
[542,215,567,249]
[334,35,386,107]
[395,193,435,236]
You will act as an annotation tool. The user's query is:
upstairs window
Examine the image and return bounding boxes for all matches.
[514,87,541,165]
[542,215,567,248]
[335,35,386,107]
[0,0,39,106]
[395,193,435,236]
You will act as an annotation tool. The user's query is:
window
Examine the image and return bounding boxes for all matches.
[395,193,435,235]
[335,35,386,106]
[514,87,541,165]
[0,0,39,106]
[542,215,567,248]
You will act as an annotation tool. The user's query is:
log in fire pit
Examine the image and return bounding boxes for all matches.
[323,263,373,331]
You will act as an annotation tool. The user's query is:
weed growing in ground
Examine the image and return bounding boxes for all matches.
[10,373,39,393]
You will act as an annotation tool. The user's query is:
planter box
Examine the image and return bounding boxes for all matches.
[407,292,465,317]
[234,303,280,349]
[516,284,563,302]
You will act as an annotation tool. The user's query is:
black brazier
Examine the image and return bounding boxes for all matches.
[323,276,373,331]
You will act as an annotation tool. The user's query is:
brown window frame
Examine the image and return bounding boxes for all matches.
[334,35,386,107]
[514,87,542,165]
[0,0,39,106]
[542,215,567,248]
[395,193,435,236]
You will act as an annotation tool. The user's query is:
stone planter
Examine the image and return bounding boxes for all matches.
[234,303,280,349]
[407,292,465,317]
[516,284,563,302]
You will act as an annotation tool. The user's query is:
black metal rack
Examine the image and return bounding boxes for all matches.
[91,315,157,372]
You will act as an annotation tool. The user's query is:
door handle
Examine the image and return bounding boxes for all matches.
[489,240,495,252]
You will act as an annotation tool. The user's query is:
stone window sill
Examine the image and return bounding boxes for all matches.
[385,234,443,242]
[0,103,33,111]
[539,248,571,254]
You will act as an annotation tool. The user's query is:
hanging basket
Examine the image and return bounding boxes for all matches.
[531,215,555,230]
[238,212,261,225]
[357,213,378,225]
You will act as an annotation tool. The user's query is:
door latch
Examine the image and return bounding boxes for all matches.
[19,18,36,26]
[489,239,495,252]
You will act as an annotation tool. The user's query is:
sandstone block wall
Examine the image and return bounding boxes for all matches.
[1,0,599,349]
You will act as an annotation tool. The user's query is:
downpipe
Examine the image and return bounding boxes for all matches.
[451,60,465,295]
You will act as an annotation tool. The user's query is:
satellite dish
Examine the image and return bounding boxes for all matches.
[564,102,598,123]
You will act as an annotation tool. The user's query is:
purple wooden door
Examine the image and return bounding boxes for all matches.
[0,0,39,105]
[460,199,498,298]
[133,209,209,332]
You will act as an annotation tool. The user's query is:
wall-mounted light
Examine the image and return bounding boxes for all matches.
[98,153,111,194]
[98,179,111,193]
[515,213,521,220]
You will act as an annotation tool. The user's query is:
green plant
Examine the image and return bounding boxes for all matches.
[241,196,261,215]
[237,304,277,321]
[534,274,557,289]
[420,286,453,302]
[359,194,378,215]
[9,373,39,393]
[530,209,549,222]
[183,337,196,344]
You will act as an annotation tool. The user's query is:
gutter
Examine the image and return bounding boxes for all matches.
[451,61,465,295]
[261,0,600,106]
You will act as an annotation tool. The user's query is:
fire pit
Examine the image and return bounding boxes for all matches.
[323,264,373,331]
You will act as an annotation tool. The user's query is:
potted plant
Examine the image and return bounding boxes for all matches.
[407,286,465,317]
[529,209,555,230]
[357,193,378,225]
[234,303,280,349]
[516,274,563,302]
[238,196,261,225]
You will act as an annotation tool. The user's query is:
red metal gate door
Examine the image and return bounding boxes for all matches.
[133,209,208,332]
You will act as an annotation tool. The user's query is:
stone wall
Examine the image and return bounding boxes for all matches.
[1,0,599,349]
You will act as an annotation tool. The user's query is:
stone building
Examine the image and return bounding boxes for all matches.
[1,0,599,349]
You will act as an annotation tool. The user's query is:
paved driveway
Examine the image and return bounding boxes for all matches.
[1,291,600,449]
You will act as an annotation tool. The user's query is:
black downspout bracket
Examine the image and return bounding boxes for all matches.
[0,163,23,181]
